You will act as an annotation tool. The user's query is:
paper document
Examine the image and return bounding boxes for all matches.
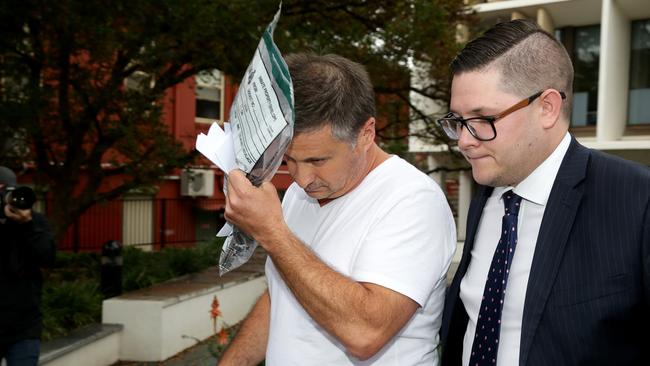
[196,122,236,174]
[230,52,289,173]
[195,5,294,275]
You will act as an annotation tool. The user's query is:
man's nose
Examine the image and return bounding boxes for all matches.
[290,163,315,188]
[457,124,479,151]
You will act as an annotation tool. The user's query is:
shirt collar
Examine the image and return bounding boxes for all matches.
[511,132,571,206]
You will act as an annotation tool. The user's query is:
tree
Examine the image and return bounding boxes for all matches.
[0,0,470,240]
[0,0,262,240]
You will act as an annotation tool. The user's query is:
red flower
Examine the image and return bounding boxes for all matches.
[210,296,221,319]
[217,328,229,345]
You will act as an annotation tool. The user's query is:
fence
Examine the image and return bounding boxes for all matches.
[52,198,226,252]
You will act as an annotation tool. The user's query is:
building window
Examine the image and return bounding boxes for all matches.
[629,19,650,125]
[195,69,223,124]
[558,25,601,127]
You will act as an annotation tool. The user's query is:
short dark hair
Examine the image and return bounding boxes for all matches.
[285,53,376,143]
[452,19,574,119]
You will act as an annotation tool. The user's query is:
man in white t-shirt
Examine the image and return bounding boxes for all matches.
[219,53,456,366]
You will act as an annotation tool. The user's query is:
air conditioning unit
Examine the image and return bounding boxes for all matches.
[180,169,215,197]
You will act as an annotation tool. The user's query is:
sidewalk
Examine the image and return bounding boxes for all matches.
[114,334,220,366]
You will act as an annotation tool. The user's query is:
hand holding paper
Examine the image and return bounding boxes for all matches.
[194,5,294,275]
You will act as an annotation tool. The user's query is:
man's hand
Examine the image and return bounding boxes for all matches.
[224,169,288,247]
[4,204,32,223]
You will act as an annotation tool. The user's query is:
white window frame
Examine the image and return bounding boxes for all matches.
[195,69,225,124]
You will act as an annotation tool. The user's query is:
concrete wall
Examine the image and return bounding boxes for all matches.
[42,331,121,366]
[39,324,122,366]
[38,273,267,365]
[103,276,267,362]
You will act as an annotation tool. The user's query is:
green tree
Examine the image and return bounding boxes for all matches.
[0,0,261,240]
[0,0,469,240]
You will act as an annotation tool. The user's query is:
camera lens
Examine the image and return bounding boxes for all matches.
[6,186,36,210]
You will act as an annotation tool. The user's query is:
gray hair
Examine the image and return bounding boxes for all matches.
[285,53,376,143]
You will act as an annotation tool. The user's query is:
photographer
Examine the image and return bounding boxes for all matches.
[0,166,55,366]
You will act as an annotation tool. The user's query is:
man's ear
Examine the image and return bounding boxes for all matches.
[357,117,376,149]
[540,89,564,130]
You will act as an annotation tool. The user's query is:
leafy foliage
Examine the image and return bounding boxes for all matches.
[121,240,222,291]
[41,280,103,341]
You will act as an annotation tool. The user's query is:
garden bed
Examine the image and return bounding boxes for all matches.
[42,239,224,341]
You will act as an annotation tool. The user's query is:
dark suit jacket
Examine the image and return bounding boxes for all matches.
[440,138,650,365]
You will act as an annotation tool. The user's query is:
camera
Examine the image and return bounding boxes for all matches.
[0,186,36,218]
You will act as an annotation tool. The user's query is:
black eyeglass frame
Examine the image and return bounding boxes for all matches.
[437,90,567,142]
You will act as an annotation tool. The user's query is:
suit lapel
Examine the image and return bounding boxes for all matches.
[519,139,589,365]
[448,184,492,307]
[441,184,492,363]
[458,185,492,278]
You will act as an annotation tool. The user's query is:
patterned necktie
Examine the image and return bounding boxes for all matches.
[469,191,523,366]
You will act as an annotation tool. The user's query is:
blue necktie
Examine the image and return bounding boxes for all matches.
[469,191,522,366]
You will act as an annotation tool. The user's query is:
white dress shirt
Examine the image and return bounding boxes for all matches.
[460,132,572,366]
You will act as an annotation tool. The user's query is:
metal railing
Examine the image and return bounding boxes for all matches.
[53,198,225,252]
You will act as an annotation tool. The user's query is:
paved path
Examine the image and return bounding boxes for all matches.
[115,335,221,366]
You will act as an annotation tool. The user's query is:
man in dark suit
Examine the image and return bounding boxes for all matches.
[439,19,650,365]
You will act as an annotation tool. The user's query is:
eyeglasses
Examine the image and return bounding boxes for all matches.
[437,90,567,141]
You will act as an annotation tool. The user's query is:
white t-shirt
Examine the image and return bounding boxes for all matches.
[265,155,457,365]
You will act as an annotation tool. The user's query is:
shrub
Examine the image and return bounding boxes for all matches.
[41,280,103,341]
[121,239,223,292]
